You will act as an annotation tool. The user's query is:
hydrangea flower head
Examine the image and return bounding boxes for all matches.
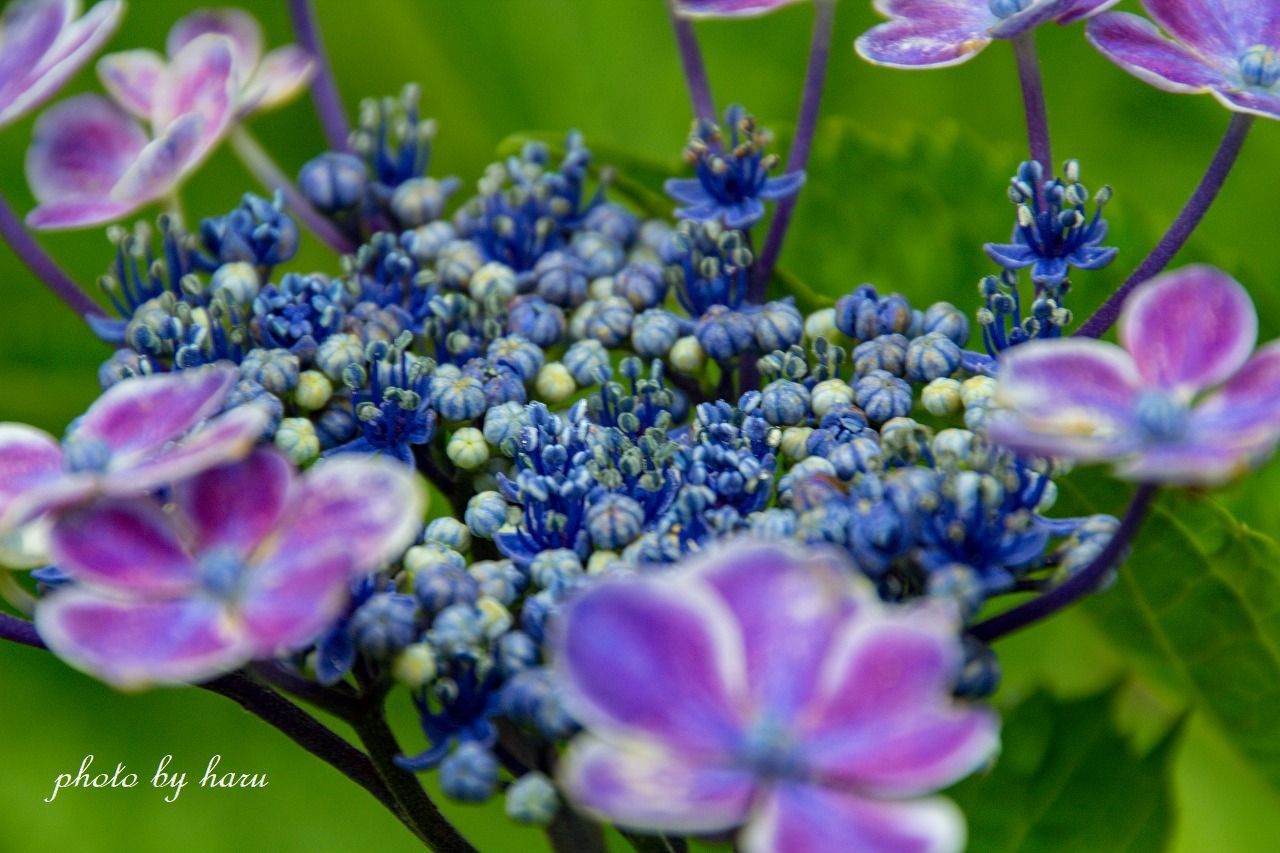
[1086,1,1280,119]
[989,265,1280,484]
[675,0,808,17]
[857,0,1120,69]
[665,105,805,230]
[554,539,998,853]
[0,0,124,130]
[0,365,267,534]
[35,448,425,688]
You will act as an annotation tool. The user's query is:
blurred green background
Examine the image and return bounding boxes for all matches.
[2,1,1279,850]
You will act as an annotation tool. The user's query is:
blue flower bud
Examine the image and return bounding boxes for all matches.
[630,308,682,358]
[465,491,509,539]
[576,296,634,347]
[695,305,754,360]
[469,559,525,605]
[826,436,882,479]
[436,240,485,290]
[350,592,419,660]
[500,668,578,740]
[519,589,558,646]
[754,301,804,352]
[484,401,528,450]
[430,366,488,421]
[412,563,478,614]
[316,334,365,381]
[923,301,970,346]
[760,380,811,426]
[211,261,259,304]
[584,493,645,551]
[529,548,584,595]
[429,603,487,654]
[439,743,499,803]
[424,517,471,552]
[506,773,559,826]
[240,348,301,396]
[571,230,625,278]
[853,333,908,377]
[274,417,320,465]
[447,427,490,469]
[853,370,913,424]
[225,378,283,436]
[564,339,610,386]
[402,221,457,262]
[391,177,456,227]
[583,202,639,246]
[533,251,588,307]
[507,295,566,347]
[905,332,962,383]
[614,261,667,310]
[298,152,367,212]
[496,630,540,677]
[469,262,519,305]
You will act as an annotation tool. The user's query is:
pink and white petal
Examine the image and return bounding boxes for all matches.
[871,0,993,26]
[1194,341,1280,443]
[263,454,424,573]
[0,517,51,569]
[26,197,141,230]
[49,498,197,594]
[241,45,313,113]
[0,0,124,128]
[1085,13,1230,94]
[689,540,861,719]
[988,0,1073,39]
[1057,0,1122,25]
[1211,87,1280,122]
[166,8,263,78]
[238,546,353,654]
[76,364,235,456]
[0,0,66,125]
[107,404,270,495]
[1116,440,1268,486]
[552,576,748,755]
[856,20,991,69]
[742,784,965,853]
[151,32,235,152]
[1141,0,1252,62]
[36,588,245,690]
[559,735,756,834]
[0,423,64,523]
[983,411,1135,462]
[24,93,145,204]
[97,49,167,119]
[109,111,207,205]
[1119,265,1257,395]
[172,447,292,557]
[675,0,807,18]
[991,338,1141,455]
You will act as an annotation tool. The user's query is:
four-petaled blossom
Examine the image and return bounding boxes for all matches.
[0,0,123,130]
[989,265,1280,485]
[857,0,1120,69]
[98,7,313,124]
[25,33,237,229]
[666,105,805,229]
[35,448,425,688]
[0,365,267,534]
[1086,1,1280,120]
[675,0,807,17]
[554,539,998,853]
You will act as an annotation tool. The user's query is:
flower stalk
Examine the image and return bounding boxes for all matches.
[1012,31,1053,177]
[0,192,103,322]
[666,0,716,123]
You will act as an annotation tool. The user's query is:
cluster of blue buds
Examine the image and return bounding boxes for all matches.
[83,99,1122,816]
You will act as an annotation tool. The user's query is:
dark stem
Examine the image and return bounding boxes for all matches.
[0,612,406,828]
[546,807,608,853]
[249,660,362,719]
[750,0,836,299]
[0,192,104,321]
[1076,113,1254,338]
[350,683,478,853]
[1012,32,1052,177]
[969,484,1157,642]
[286,0,352,152]
[622,831,690,853]
[666,0,716,123]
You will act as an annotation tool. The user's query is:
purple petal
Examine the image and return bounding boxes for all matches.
[989,339,1142,460]
[106,404,270,495]
[36,589,245,689]
[1195,341,1280,443]
[166,8,263,75]
[984,242,1037,268]
[151,32,235,154]
[1085,12,1229,94]
[1211,86,1280,121]
[757,170,806,200]
[559,735,757,833]
[724,198,765,229]
[1057,0,1122,25]
[24,93,145,204]
[49,498,196,594]
[239,547,353,654]
[264,454,425,573]
[0,0,65,125]
[743,783,965,853]
[1142,0,1267,60]
[173,447,292,557]
[797,604,999,795]
[74,365,235,457]
[0,0,124,129]
[0,424,71,531]
[109,111,206,205]
[1119,264,1257,394]
[25,197,138,230]
[856,20,991,70]
[665,178,711,206]
[97,49,166,118]
[988,0,1075,39]
[241,45,313,113]
[675,0,806,18]
[690,540,859,719]
[1116,440,1268,486]
[552,575,747,755]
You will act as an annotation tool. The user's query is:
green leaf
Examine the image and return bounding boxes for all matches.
[1055,478,1280,793]
[951,689,1178,853]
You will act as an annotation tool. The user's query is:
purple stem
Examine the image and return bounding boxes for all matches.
[750,0,835,301]
[0,611,405,829]
[1076,112,1253,338]
[666,0,716,123]
[286,0,351,152]
[0,192,103,321]
[1012,32,1052,177]
[969,484,1157,642]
